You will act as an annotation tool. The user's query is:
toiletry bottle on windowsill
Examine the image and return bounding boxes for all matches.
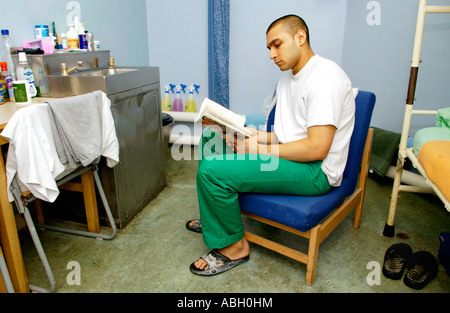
[172,84,184,112]
[161,84,172,111]
[185,84,200,112]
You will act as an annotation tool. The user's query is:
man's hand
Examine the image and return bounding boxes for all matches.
[225,128,260,154]
[223,125,336,162]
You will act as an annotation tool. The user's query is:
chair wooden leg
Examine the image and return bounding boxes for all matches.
[0,274,6,293]
[354,128,373,229]
[80,170,100,233]
[305,225,320,285]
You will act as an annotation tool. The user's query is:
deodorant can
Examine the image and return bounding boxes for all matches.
[79,33,87,49]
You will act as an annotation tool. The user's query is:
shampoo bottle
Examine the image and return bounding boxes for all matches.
[161,84,172,111]
[185,84,200,112]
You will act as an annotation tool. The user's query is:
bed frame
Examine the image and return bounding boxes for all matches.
[383,0,450,237]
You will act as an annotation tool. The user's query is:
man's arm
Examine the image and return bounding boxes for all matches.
[233,125,336,163]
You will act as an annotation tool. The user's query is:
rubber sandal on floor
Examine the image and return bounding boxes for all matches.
[382,243,413,280]
[403,251,438,290]
[186,218,202,233]
[190,249,250,276]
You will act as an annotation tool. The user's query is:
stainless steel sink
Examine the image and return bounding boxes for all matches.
[45,66,160,96]
[72,68,139,77]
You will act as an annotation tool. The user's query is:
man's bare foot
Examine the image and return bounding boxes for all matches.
[186,218,202,233]
[193,237,250,271]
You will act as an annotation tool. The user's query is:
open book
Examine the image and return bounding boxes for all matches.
[196,98,253,138]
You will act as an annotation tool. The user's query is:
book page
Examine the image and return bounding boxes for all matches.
[199,98,245,128]
[201,113,252,138]
[196,98,252,137]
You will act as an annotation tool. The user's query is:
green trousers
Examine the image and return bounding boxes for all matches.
[196,129,331,249]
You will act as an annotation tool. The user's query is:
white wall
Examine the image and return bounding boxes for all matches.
[5,1,448,134]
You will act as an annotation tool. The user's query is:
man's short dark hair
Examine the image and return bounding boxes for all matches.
[266,14,310,44]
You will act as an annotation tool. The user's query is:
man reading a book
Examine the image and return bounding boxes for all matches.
[188,14,355,276]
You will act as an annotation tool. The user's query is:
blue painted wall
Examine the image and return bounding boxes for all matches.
[1,0,149,66]
[2,0,449,133]
[148,0,450,133]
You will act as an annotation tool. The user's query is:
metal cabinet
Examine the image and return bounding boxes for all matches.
[101,83,166,228]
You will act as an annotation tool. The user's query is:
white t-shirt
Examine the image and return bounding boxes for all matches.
[274,55,355,186]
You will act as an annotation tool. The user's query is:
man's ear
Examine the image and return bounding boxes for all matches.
[296,30,307,46]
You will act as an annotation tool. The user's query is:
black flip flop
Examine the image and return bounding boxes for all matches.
[186,218,202,233]
[190,249,249,276]
[382,243,413,280]
[403,251,437,290]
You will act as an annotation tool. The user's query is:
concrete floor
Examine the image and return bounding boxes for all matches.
[18,145,450,293]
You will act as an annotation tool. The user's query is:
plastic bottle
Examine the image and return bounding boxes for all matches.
[52,22,59,49]
[185,84,200,112]
[0,82,5,104]
[60,33,68,49]
[86,32,94,51]
[0,75,5,104]
[0,62,14,101]
[66,25,79,49]
[16,52,37,97]
[74,16,80,33]
[77,22,85,35]
[0,29,16,80]
[161,84,172,111]
[172,84,184,112]
[0,63,8,102]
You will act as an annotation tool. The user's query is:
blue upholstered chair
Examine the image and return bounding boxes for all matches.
[239,90,376,285]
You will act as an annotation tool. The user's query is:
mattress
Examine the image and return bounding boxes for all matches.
[413,126,450,156]
[417,140,450,201]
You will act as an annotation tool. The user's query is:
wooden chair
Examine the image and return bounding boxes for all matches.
[239,90,376,285]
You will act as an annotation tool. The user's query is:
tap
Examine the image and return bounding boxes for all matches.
[105,57,117,75]
[60,61,83,76]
